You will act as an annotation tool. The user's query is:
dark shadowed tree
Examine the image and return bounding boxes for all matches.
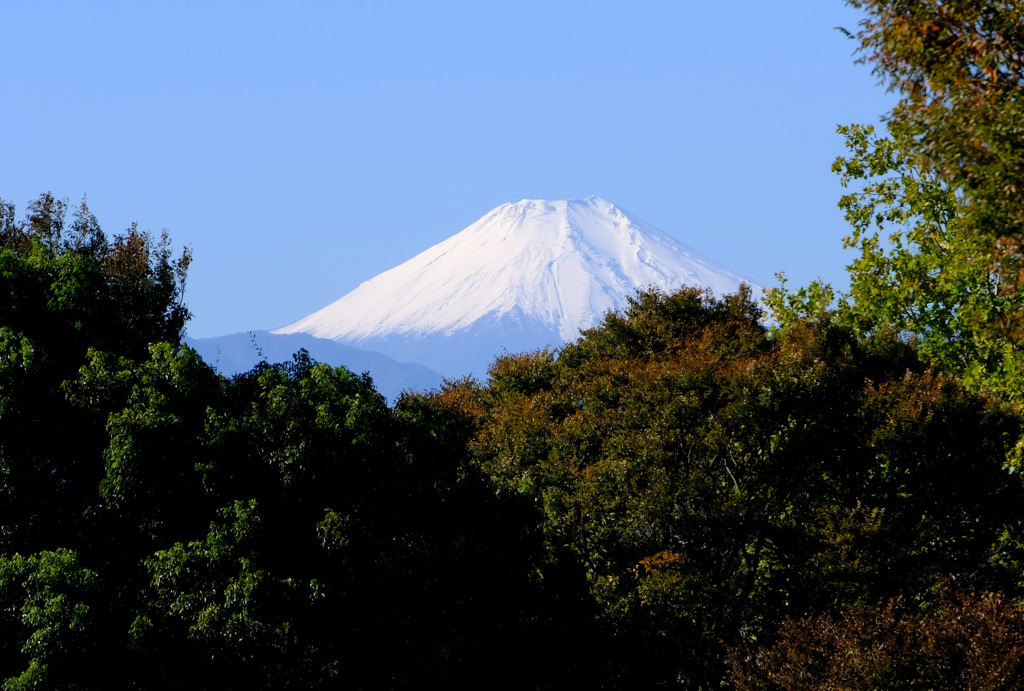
[467,286,1024,687]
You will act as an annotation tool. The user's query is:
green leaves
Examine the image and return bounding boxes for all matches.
[845,1,1024,308]
[465,286,1024,687]
[146,500,274,645]
[770,123,1024,404]
[0,550,101,690]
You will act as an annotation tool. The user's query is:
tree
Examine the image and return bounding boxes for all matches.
[0,550,102,690]
[0,194,203,688]
[465,286,1024,687]
[0,194,194,554]
[730,585,1024,690]
[845,0,1024,333]
[131,355,591,689]
[0,193,592,689]
[0,193,191,367]
[766,123,1024,405]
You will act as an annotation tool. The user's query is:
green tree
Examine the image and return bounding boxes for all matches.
[131,354,592,689]
[844,0,1024,333]
[0,194,194,554]
[0,550,102,690]
[467,286,1024,687]
[767,123,1024,404]
[0,193,592,689]
[0,194,205,688]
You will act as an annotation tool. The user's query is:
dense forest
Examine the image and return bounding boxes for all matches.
[3,1,1024,688]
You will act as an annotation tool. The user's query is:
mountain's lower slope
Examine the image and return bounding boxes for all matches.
[185,331,442,402]
[344,309,565,381]
[275,197,758,378]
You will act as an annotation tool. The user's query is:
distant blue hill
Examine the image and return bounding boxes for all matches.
[184,330,444,404]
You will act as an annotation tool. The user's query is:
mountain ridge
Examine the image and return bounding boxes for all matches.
[184,331,443,403]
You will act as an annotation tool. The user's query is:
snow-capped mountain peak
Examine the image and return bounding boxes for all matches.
[275,197,755,377]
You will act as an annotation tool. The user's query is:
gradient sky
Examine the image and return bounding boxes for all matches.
[4,1,896,338]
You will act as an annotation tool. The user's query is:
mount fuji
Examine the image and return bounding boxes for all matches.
[274,197,758,379]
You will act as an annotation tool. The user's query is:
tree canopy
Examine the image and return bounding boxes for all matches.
[0,194,593,689]
[437,286,1024,688]
[767,122,1024,407]
[845,0,1024,332]
[2,195,1022,686]
[747,2,1024,685]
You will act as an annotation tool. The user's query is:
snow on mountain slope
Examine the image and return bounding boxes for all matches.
[275,197,757,378]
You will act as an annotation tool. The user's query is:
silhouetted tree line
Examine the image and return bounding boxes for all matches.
[2,191,1024,689]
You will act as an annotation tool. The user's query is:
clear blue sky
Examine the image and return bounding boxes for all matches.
[4,1,895,338]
